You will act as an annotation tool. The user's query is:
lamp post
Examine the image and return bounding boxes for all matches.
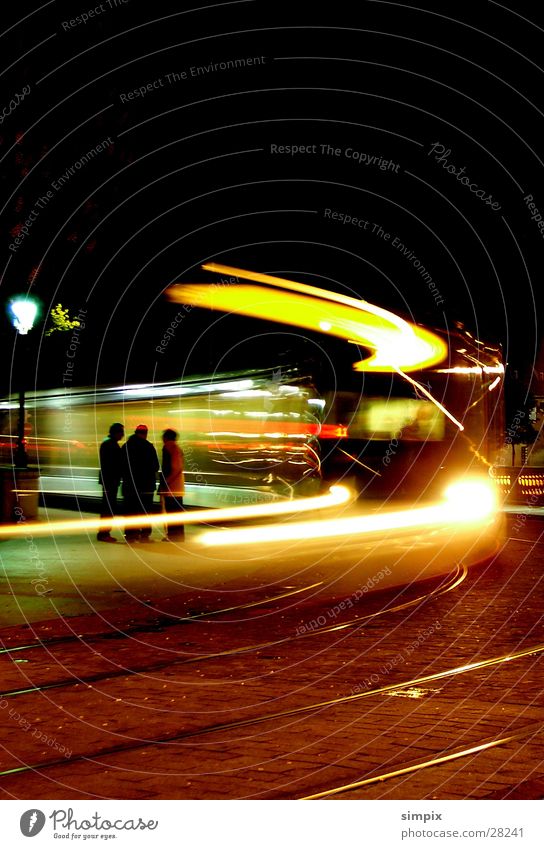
[6,295,40,469]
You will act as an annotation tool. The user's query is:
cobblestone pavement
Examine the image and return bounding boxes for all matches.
[0,513,542,800]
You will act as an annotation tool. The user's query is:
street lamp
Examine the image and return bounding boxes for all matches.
[6,294,40,468]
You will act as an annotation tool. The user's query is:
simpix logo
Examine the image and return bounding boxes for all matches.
[20,809,46,837]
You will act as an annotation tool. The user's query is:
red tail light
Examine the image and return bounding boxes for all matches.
[320,424,349,439]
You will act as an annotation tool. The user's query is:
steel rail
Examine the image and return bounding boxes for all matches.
[0,567,466,700]
[302,721,544,799]
[2,608,541,782]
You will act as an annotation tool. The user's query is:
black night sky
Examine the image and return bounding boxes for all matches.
[1,1,543,395]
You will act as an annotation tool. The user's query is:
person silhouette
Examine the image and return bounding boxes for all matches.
[159,429,185,541]
[97,422,124,542]
[122,424,159,542]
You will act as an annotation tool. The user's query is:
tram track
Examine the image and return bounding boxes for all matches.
[0,566,467,700]
[508,537,544,546]
[1,634,542,781]
[0,581,325,655]
[301,720,544,799]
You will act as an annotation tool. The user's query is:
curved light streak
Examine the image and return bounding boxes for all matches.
[0,485,351,539]
[168,263,461,429]
[199,479,498,548]
[167,263,448,373]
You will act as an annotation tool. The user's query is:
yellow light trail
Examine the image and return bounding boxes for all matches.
[199,479,498,547]
[168,263,461,429]
[0,485,351,539]
[167,263,447,373]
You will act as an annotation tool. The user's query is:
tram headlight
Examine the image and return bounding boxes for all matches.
[443,479,498,521]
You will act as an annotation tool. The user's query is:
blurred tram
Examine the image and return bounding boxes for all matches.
[319,327,505,506]
[189,324,506,590]
[0,369,324,508]
[0,316,505,590]
[0,326,503,514]
[0,259,507,593]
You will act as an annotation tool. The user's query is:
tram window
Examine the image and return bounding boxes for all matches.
[351,399,444,441]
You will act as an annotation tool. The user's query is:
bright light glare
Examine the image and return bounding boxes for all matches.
[122,379,254,398]
[9,299,38,334]
[0,485,352,539]
[443,479,497,520]
[220,389,272,398]
[435,365,504,375]
[199,478,498,547]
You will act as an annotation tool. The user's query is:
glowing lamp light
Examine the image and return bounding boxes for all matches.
[198,478,499,548]
[443,479,497,521]
[7,294,41,467]
[7,296,40,335]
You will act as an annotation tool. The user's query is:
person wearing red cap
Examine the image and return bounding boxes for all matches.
[121,424,159,542]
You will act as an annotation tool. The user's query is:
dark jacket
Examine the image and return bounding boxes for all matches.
[99,437,122,489]
[122,434,159,495]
